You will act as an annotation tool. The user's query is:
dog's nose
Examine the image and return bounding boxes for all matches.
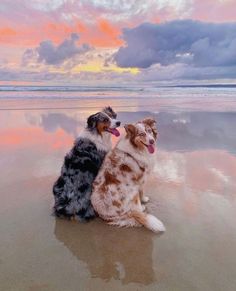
[116,121,121,126]
[149,139,155,145]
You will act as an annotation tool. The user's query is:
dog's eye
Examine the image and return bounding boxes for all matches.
[104,118,109,122]
[139,132,146,137]
[147,129,152,133]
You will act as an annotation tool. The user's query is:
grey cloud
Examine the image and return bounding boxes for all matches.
[135,64,236,81]
[25,33,91,65]
[114,20,236,68]
[37,33,91,65]
[0,68,71,82]
[1,63,236,83]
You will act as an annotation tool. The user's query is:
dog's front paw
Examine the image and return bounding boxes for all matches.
[142,196,149,203]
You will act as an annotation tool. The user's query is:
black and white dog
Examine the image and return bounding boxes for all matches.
[53,107,120,221]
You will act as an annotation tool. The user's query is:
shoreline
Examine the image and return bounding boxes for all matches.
[1,95,236,112]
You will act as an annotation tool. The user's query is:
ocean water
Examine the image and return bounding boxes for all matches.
[1,84,236,112]
[0,84,236,98]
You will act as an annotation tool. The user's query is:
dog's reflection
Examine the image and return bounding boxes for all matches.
[54,218,157,285]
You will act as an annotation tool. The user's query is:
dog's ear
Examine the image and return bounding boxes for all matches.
[124,124,136,136]
[87,113,98,130]
[142,118,158,139]
[103,106,117,119]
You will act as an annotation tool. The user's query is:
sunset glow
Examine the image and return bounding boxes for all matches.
[0,0,236,84]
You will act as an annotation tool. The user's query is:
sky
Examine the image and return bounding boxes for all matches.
[0,0,236,85]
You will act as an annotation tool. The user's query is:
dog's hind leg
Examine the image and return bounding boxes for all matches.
[75,202,96,222]
[53,182,75,219]
[53,197,75,220]
[53,207,74,220]
[139,189,149,203]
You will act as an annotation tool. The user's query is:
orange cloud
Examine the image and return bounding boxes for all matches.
[0,18,123,48]
[0,20,88,46]
[42,20,87,44]
[0,27,17,42]
[98,19,123,46]
[99,19,119,38]
[96,19,123,47]
[77,19,123,48]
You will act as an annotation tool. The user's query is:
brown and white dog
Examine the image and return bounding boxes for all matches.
[91,118,165,233]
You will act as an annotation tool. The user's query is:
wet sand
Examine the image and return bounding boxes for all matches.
[1,98,236,291]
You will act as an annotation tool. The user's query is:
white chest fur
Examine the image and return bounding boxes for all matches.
[79,129,112,152]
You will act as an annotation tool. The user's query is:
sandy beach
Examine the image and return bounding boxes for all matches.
[1,96,236,291]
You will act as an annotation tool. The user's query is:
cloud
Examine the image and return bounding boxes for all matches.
[191,0,236,23]
[30,0,65,12]
[34,33,91,65]
[0,0,191,48]
[134,63,236,81]
[21,33,93,68]
[114,20,236,68]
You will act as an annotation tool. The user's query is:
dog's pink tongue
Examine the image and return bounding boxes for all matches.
[110,128,120,137]
[147,144,155,154]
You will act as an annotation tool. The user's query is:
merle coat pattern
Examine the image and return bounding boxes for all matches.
[53,107,120,221]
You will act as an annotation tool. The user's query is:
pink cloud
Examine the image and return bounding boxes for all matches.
[0,0,191,48]
[1,0,235,48]
[191,0,236,22]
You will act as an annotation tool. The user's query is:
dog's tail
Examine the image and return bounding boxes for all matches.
[107,211,165,233]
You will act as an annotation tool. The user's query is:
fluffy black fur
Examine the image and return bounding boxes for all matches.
[53,138,106,221]
[53,107,119,221]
